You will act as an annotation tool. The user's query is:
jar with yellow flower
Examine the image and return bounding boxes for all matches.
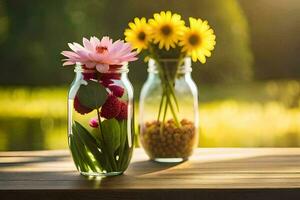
[125,11,216,162]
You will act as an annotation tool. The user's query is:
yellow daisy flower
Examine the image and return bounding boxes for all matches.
[148,11,185,50]
[124,17,151,53]
[179,17,216,63]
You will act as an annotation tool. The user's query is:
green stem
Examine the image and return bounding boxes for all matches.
[160,87,168,133]
[148,45,182,130]
[96,109,102,134]
[165,76,179,111]
[157,90,166,122]
[159,63,180,127]
[165,90,180,127]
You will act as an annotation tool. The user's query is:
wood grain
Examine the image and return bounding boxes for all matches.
[1,148,300,199]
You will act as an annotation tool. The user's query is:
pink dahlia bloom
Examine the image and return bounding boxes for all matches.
[61,36,138,73]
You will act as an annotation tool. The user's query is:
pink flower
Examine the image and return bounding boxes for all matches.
[61,36,138,73]
[89,117,99,128]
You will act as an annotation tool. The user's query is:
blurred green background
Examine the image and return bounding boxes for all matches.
[0,0,299,150]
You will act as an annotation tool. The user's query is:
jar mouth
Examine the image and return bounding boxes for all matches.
[74,62,129,74]
[148,57,192,73]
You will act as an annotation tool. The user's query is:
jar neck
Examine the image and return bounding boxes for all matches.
[148,57,192,74]
[73,63,128,83]
[74,62,129,74]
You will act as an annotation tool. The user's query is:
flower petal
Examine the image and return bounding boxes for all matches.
[62,61,75,66]
[61,51,79,59]
[83,37,94,51]
[96,63,109,73]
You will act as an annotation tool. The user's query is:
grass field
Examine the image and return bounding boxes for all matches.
[0,80,299,150]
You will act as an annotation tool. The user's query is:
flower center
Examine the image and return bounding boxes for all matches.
[188,34,201,46]
[96,46,108,54]
[137,31,146,41]
[160,25,172,36]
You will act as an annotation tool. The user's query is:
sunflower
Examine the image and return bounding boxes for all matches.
[148,11,185,50]
[179,17,216,63]
[124,17,151,52]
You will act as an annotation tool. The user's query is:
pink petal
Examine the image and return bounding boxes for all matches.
[119,52,138,61]
[68,43,77,52]
[119,43,132,54]
[62,61,75,66]
[88,52,103,61]
[83,37,94,51]
[61,51,79,59]
[110,40,123,52]
[109,41,134,59]
[96,63,109,73]
[77,50,92,61]
[69,42,85,52]
[84,62,96,69]
[104,37,134,61]
[101,36,113,47]
[90,36,100,48]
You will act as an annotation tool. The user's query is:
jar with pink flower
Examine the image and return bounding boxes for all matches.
[62,36,137,176]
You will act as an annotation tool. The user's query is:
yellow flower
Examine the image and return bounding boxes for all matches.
[148,11,185,50]
[124,17,150,52]
[179,17,216,63]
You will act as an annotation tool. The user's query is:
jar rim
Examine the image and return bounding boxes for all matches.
[74,62,129,73]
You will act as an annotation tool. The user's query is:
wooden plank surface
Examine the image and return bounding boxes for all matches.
[1,148,300,199]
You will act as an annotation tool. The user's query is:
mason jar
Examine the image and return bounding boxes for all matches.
[68,63,134,176]
[139,58,199,162]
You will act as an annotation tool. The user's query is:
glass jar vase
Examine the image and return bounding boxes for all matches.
[68,63,134,176]
[139,58,199,162]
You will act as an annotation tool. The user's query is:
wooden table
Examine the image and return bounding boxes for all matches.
[1,148,300,200]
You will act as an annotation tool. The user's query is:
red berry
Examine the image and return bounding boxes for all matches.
[82,72,96,80]
[109,65,122,71]
[116,101,128,120]
[100,79,114,87]
[100,73,121,81]
[73,96,93,115]
[100,94,121,119]
[108,85,124,97]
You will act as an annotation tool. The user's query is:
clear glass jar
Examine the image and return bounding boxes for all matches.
[68,63,134,176]
[139,58,199,162]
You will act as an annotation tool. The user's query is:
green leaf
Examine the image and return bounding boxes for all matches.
[74,121,102,147]
[90,128,102,143]
[101,119,121,154]
[119,120,126,154]
[72,127,99,172]
[117,120,127,168]
[69,134,83,171]
[72,121,109,170]
[77,80,107,109]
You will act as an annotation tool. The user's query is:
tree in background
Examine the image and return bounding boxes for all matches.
[240,0,300,80]
[1,0,253,85]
